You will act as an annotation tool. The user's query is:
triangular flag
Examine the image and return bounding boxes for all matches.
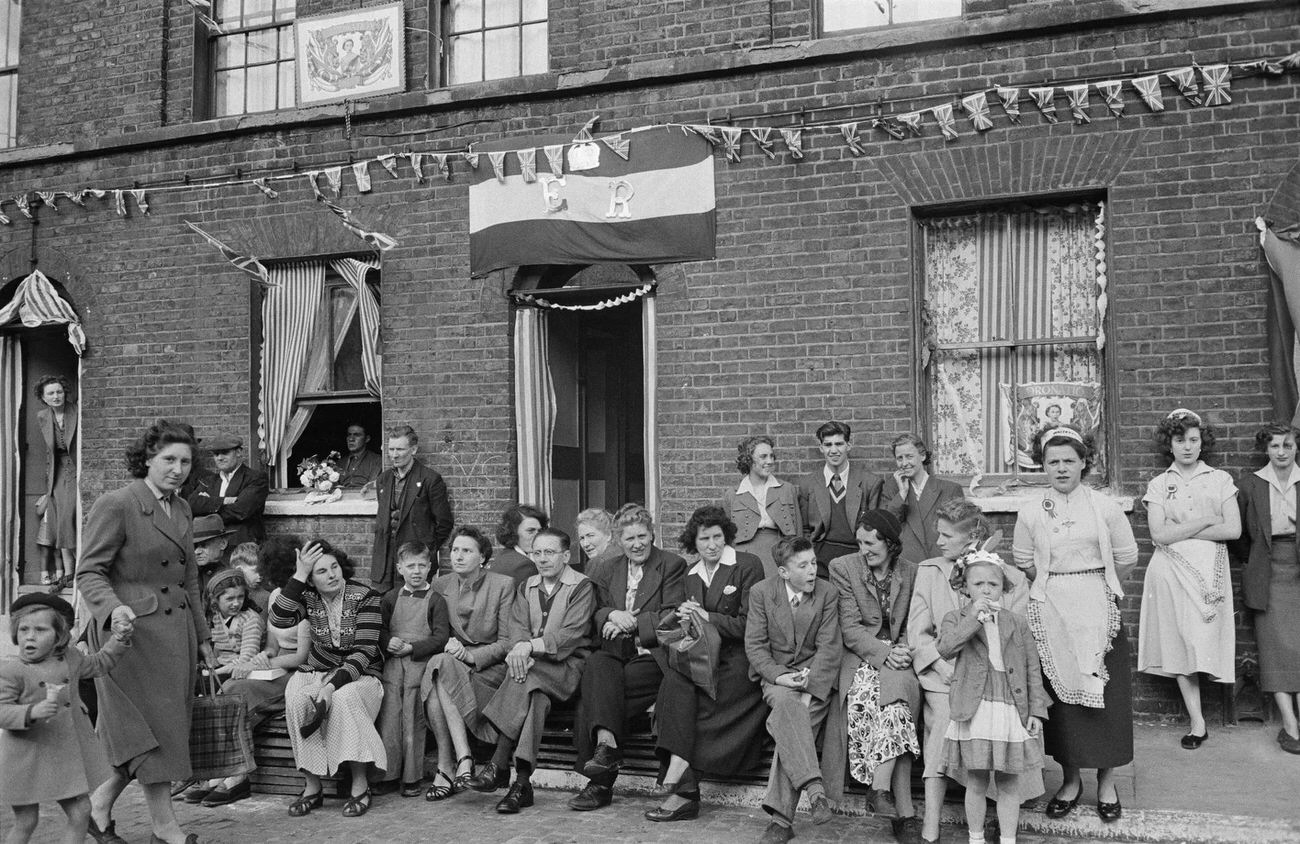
[130,189,149,214]
[692,125,723,147]
[36,191,59,211]
[1166,67,1202,106]
[1201,64,1231,106]
[14,194,31,219]
[432,153,451,181]
[185,220,274,286]
[839,123,865,156]
[306,171,325,201]
[253,178,279,198]
[322,200,398,251]
[960,92,993,131]
[323,166,342,196]
[69,189,105,206]
[463,152,480,169]
[1132,75,1164,112]
[352,161,372,193]
[378,154,401,179]
[113,190,127,217]
[1238,58,1282,76]
[720,127,742,162]
[779,127,804,159]
[488,151,507,182]
[873,118,907,140]
[601,134,631,160]
[543,145,564,175]
[749,127,777,159]
[406,152,427,182]
[517,148,538,183]
[898,112,924,136]
[1063,84,1091,124]
[930,104,958,140]
[996,87,1021,123]
[1280,50,1300,71]
[1094,80,1124,117]
[1029,87,1059,123]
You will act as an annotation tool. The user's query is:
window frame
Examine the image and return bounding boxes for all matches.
[195,0,297,120]
[0,0,20,149]
[911,192,1118,489]
[818,0,962,37]
[439,0,549,87]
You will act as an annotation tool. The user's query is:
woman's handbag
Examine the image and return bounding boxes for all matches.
[656,617,722,700]
[189,671,257,780]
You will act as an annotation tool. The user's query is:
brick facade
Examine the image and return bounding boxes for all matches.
[1,0,1297,718]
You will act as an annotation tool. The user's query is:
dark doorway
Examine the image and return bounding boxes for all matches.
[547,304,645,540]
[19,326,79,585]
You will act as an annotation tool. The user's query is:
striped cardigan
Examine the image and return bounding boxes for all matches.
[270,577,384,689]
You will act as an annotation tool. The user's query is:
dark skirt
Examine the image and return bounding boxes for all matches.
[1257,541,1300,693]
[1042,630,1133,769]
[655,643,767,776]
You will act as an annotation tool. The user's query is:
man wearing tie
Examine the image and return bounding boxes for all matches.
[797,421,884,579]
[186,434,267,560]
[371,425,454,590]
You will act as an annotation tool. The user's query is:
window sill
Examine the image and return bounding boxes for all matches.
[265,491,377,517]
[967,488,1135,515]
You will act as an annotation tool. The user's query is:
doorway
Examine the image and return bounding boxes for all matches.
[547,304,645,541]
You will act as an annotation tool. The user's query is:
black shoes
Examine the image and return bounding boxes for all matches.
[496,779,534,813]
[201,778,251,806]
[1181,729,1208,749]
[468,762,510,793]
[644,799,700,822]
[287,790,324,817]
[810,793,833,825]
[757,822,794,843]
[568,782,613,811]
[1097,798,1123,822]
[1044,790,1080,819]
[88,818,128,844]
[582,743,623,779]
[892,815,924,843]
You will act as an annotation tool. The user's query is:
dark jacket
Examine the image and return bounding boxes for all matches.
[882,476,965,564]
[587,546,687,651]
[186,463,268,548]
[371,459,454,589]
[938,603,1050,724]
[1230,470,1299,611]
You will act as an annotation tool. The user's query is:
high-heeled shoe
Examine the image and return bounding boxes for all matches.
[1045,789,1081,819]
[1180,729,1208,749]
[1097,797,1123,822]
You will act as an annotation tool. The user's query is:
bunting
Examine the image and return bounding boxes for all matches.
[898,112,924,136]
[602,134,631,160]
[253,178,279,198]
[322,167,342,197]
[996,86,1022,123]
[780,128,804,159]
[322,200,399,251]
[14,195,31,220]
[873,118,907,140]
[1201,64,1231,105]
[432,153,451,181]
[489,151,508,182]
[931,104,958,140]
[720,127,743,162]
[961,92,993,131]
[306,172,325,201]
[352,161,372,193]
[1063,84,1091,123]
[543,145,565,175]
[130,189,149,215]
[1029,87,1059,123]
[1132,75,1164,111]
[840,123,865,156]
[517,148,538,183]
[36,191,58,211]
[407,152,427,182]
[1095,80,1125,117]
[113,190,126,217]
[749,127,777,159]
[185,221,273,286]
[463,152,480,169]
[1166,67,1202,105]
[378,154,401,179]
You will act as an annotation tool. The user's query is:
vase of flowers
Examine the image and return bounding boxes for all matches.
[298,451,343,503]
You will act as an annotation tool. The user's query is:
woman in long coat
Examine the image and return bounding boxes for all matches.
[34,375,78,588]
[77,419,214,844]
[646,505,767,822]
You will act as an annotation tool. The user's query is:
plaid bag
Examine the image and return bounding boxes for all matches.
[189,672,256,781]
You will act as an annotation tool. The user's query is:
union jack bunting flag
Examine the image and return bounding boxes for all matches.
[602,134,631,160]
[1166,67,1202,106]
[1029,87,1059,123]
[1094,80,1125,117]
[930,104,958,140]
[749,127,777,159]
[898,112,924,136]
[185,221,273,286]
[779,128,804,159]
[322,201,398,252]
[1200,64,1231,105]
[996,87,1021,123]
[543,145,565,175]
[489,152,508,182]
[961,92,993,131]
[517,148,538,183]
[377,154,401,179]
[1132,75,1164,111]
[720,127,743,162]
[839,123,865,156]
[1063,84,1091,124]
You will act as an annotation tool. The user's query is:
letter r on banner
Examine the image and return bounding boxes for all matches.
[539,175,568,213]
[607,179,634,218]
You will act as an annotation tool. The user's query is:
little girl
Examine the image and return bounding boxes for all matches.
[937,551,1050,844]
[0,593,132,843]
[207,567,265,677]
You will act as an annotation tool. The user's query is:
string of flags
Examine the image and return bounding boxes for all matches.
[1,48,1296,237]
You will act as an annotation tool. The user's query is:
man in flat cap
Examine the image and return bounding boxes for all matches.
[187,434,267,561]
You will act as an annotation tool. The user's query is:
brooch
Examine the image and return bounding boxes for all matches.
[1042,498,1056,519]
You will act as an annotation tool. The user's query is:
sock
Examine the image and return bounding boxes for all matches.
[968,834,985,844]
[1000,836,1017,844]
[804,779,826,801]
[515,759,533,779]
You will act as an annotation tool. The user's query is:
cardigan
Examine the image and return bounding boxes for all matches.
[270,577,384,689]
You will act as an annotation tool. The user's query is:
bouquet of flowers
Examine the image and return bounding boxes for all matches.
[298,452,342,503]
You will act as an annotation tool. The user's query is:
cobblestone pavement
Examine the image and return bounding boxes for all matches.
[10,785,1120,844]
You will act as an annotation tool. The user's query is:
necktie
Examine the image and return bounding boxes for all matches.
[829,473,845,504]
[790,593,801,609]
[158,495,171,517]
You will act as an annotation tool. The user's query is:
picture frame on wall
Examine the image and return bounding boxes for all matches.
[294,2,406,107]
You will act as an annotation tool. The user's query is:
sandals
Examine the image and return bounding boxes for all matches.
[342,789,372,817]
[425,771,455,802]
[452,755,475,794]
[287,790,324,817]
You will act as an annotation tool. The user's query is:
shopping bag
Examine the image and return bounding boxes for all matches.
[657,617,721,700]
[189,671,256,780]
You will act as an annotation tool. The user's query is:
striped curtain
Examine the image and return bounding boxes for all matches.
[0,336,20,612]
[258,261,325,464]
[642,295,659,522]
[0,270,86,353]
[331,258,382,397]
[514,307,556,512]
[925,206,1100,476]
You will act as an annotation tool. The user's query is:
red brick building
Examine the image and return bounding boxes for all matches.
[0,0,1297,719]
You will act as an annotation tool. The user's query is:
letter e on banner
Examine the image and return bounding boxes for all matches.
[607,179,634,218]
[539,175,568,213]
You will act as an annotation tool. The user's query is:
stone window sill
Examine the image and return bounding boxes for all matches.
[265,491,377,517]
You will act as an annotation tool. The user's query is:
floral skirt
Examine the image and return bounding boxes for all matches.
[846,662,919,785]
[939,669,1044,801]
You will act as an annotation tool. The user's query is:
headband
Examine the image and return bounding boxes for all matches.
[1167,408,1202,425]
[957,548,1005,569]
[1038,426,1084,448]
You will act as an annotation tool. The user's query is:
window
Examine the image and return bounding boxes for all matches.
[0,0,19,148]
[256,258,382,488]
[821,0,960,34]
[209,0,296,117]
[442,0,547,86]
[920,201,1108,484]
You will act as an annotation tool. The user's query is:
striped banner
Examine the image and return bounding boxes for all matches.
[0,336,20,611]
[513,308,555,512]
[258,262,325,464]
[469,126,716,276]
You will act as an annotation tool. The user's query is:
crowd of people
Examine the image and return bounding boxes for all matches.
[2,410,1298,844]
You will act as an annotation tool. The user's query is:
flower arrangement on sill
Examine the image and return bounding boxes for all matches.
[298,451,343,504]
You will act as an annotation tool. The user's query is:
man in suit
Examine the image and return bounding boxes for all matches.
[568,505,686,812]
[745,536,843,844]
[371,424,454,591]
[797,420,884,579]
[339,423,383,488]
[186,434,267,562]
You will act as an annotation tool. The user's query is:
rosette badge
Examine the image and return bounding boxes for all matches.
[1042,498,1056,519]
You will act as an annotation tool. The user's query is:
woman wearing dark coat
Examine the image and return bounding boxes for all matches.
[489,504,547,583]
[77,420,215,844]
[646,505,767,823]
[883,433,965,566]
[34,375,78,588]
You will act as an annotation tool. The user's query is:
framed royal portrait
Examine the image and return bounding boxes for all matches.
[294,3,406,107]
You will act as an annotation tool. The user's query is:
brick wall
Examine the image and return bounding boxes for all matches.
[2,1,1297,717]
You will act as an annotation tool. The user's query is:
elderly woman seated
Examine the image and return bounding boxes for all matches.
[270,540,386,819]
